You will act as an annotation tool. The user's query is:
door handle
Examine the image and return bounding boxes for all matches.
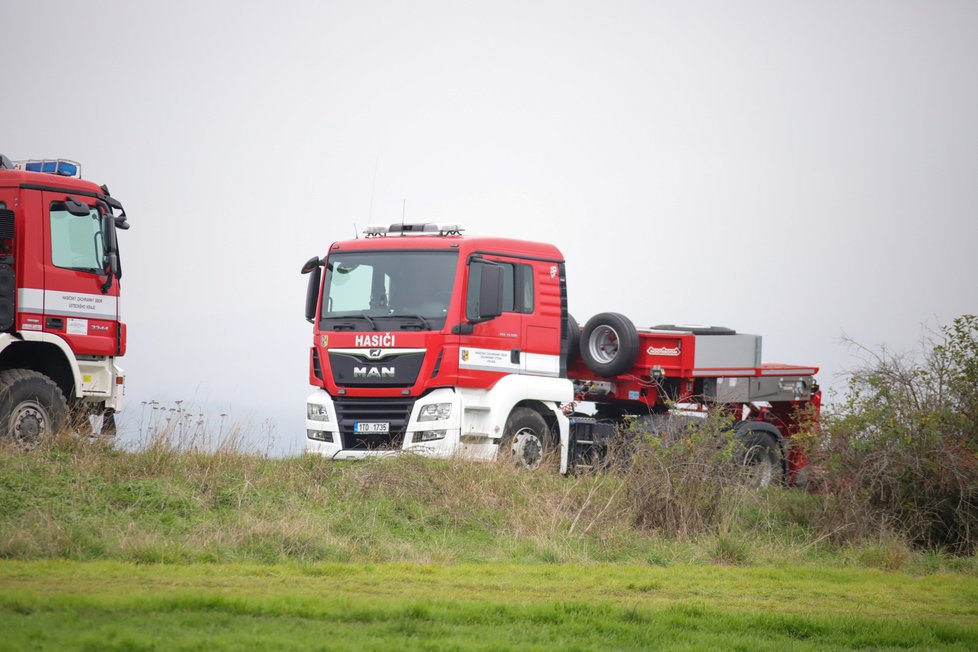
[511,349,521,364]
[45,317,64,330]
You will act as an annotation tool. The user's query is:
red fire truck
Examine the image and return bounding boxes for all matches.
[302,224,819,483]
[0,154,128,441]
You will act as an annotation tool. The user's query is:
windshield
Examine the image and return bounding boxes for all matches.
[49,202,105,274]
[320,250,458,331]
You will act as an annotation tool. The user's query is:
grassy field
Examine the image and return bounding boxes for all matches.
[2,440,977,648]
[2,560,977,650]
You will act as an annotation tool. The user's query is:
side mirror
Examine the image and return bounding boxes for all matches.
[105,252,120,277]
[305,266,322,323]
[301,256,321,274]
[477,263,504,321]
[64,196,90,217]
[102,216,118,254]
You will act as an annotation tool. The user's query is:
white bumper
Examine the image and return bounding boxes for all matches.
[305,375,572,464]
[305,387,476,460]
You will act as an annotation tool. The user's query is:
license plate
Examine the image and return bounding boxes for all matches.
[354,422,390,433]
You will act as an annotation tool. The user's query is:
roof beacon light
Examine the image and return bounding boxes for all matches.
[388,223,439,235]
[363,225,388,238]
[14,159,82,178]
[363,223,464,238]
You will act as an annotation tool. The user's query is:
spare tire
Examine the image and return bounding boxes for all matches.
[563,314,580,371]
[653,324,736,336]
[580,312,640,377]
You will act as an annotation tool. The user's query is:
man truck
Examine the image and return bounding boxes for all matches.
[301,223,819,483]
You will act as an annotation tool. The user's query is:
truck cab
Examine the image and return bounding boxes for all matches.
[0,155,129,441]
[302,224,574,468]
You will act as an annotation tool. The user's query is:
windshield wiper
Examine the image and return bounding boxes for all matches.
[384,313,431,330]
[321,315,379,331]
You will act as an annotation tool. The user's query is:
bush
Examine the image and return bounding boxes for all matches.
[819,315,978,554]
[622,411,755,539]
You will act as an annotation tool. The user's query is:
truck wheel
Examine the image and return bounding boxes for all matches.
[503,407,551,470]
[564,314,580,371]
[580,312,640,377]
[100,410,117,437]
[0,369,69,444]
[737,431,782,488]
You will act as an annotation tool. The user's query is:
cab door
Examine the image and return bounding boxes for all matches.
[457,254,530,387]
[41,191,118,357]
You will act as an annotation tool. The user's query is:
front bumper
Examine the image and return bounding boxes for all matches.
[305,388,484,459]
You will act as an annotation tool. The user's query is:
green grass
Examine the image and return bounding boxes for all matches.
[3,440,978,648]
[1,560,977,650]
[2,440,977,572]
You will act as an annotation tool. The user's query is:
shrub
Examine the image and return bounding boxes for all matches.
[622,410,754,539]
[819,315,978,553]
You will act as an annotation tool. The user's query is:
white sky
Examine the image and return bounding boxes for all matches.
[3,1,977,454]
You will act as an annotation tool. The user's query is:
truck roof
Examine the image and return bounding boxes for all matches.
[327,232,564,262]
[0,167,108,197]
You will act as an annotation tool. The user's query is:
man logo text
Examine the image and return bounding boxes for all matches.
[353,366,396,378]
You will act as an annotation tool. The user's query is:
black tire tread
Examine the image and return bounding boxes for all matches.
[503,407,552,469]
[0,369,69,440]
[579,312,640,377]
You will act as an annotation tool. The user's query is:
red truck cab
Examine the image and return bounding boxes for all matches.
[0,155,129,441]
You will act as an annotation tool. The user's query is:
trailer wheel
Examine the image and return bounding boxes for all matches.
[580,312,640,377]
[100,410,117,437]
[564,314,581,371]
[737,431,782,488]
[503,407,551,470]
[0,369,69,444]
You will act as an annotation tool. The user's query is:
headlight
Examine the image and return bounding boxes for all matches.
[418,429,447,442]
[307,403,330,422]
[418,403,452,422]
[307,429,333,442]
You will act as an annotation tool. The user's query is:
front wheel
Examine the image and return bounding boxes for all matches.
[502,407,552,470]
[0,369,69,444]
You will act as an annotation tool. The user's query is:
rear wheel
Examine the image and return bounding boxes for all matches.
[503,407,551,470]
[737,431,782,488]
[0,369,69,444]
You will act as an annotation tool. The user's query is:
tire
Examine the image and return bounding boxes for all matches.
[652,324,736,336]
[737,430,782,488]
[502,407,551,470]
[100,410,117,437]
[564,314,580,371]
[0,369,69,444]
[580,312,640,377]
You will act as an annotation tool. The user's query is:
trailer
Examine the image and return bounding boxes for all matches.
[301,224,819,484]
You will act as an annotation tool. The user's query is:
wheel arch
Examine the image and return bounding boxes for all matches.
[511,399,559,443]
[0,334,79,402]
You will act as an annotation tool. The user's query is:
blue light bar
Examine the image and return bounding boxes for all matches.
[14,159,81,178]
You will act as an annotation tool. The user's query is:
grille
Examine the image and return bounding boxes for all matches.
[333,397,415,450]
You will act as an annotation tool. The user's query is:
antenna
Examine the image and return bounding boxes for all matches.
[367,149,380,224]
[354,223,359,239]
[401,199,406,235]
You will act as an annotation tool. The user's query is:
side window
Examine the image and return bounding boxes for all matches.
[519,264,534,314]
[466,260,534,319]
[49,202,104,273]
